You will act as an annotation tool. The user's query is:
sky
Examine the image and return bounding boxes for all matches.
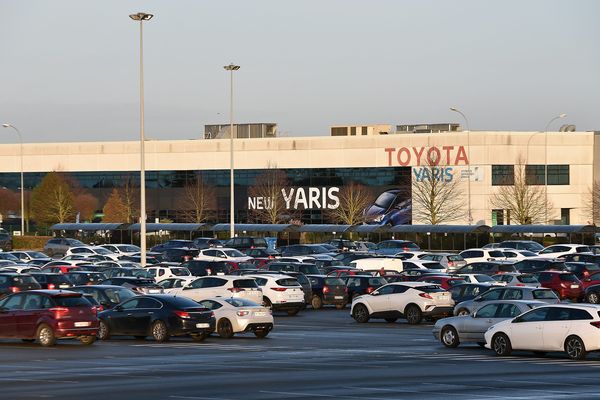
[1,0,598,143]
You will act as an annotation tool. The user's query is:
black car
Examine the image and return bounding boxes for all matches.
[0,232,12,251]
[162,248,200,263]
[0,273,41,299]
[97,294,215,342]
[245,248,281,258]
[455,262,518,275]
[192,237,223,250]
[564,262,600,280]
[29,272,74,290]
[100,277,163,294]
[225,236,268,253]
[279,244,335,257]
[345,275,387,299]
[306,275,348,309]
[328,239,358,252]
[512,258,566,274]
[64,271,107,286]
[267,261,321,276]
[150,240,196,253]
[70,285,137,310]
[563,253,600,266]
[97,267,154,279]
[449,283,499,303]
[180,260,232,276]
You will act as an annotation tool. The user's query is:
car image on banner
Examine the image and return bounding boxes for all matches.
[363,189,412,226]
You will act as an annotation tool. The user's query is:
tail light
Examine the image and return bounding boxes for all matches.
[419,293,433,299]
[206,268,212,275]
[184,256,191,261]
[94,305,103,313]
[236,310,250,316]
[271,287,287,292]
[227,287,244,293]
[174,310,191,319]
[448,261,455,267]
[344,286,348,293]
[49,307,70,318]
[210,311,215,318]
[9,286,20,293]
[366,286,374,294]
[590,321,600,329]
[323,285,330,294]
[268,255,274,259]
[47,283,56,290]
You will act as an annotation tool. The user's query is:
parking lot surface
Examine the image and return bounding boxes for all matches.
[3,308,600,400]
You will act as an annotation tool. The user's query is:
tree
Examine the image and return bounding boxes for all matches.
[179,173,216,223]
[119,177,139,223]
[0,188,19,216]
[326,182,372,225]
[583,180,600,225]
[491,158,552,224]
[248,167,295,224]
[411,156,466,224]
[74,193,99,222]
[102,188,128,222]
[30,172,75,225]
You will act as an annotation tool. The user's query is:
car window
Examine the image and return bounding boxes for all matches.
[567,308,593,320]
[233,279,258,289]
[475,304,498,318]
[516,307,549,322]
[497,304,521,318]
[225,298,258,307]
[560,274,578,282]
[479,289,503,301]
[253,278,268,286]
[198,300,223,310]
[1,294,24,310]
[375,285,396,295]
[119,298,139,310]
[23,294,43,310]
[502,289,523,300]
[52,295,91,307]
[532,289,557,299]
[136,298,162,309]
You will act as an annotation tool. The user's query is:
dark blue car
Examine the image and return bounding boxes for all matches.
[363,189,411,226]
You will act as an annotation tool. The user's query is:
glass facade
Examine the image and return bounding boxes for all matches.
[491,165,514,186]
[525,165,569,186]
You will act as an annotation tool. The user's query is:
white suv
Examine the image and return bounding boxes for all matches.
[351,282,454,325]
[248,274,305,316]
[145,264,192,282]
[161,276,262,304]
[195,248,252,262]
[459,248,506,263]
[537,244,591,259]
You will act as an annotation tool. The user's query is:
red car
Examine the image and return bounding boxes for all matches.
[41,265,85,274]
[535,271,584,301]
[0,290,98,346]
[327,269,367,278]
[581,271,600,289]
[416,275,467,290]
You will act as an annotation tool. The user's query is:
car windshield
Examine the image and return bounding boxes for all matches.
[233,279,259,289]
[517,275,539,283]
[418,285,446,293]
[324,277,345,286]
[224,249,245,257]
[373,192,396,208]
[117,245,140,252]
[298,264,321,275]
[105,288,136,303]
[533,289,557,299]
[225,298,260,307]
[53,295,91,307]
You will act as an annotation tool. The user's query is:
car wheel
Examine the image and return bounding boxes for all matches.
[79,336,96,346]
[384,318,398,323]
[405,305,423,325]
[151,320,169,342]
[352,304,370,323]
[457,308,470,316]
[191,332,208,342]
[286,308,301,316]
[441,326,460,348]
[565,335,587,360]
[311,295,323,310]
[335,303,346,310]
[98,319,110,340]
[36,324,56,347]
[254,329,269,338]
[492,333,512,356]
[217,318,234,339]
[587,292,599,304]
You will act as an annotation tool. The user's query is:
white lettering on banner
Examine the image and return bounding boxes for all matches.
[248,187,341,210]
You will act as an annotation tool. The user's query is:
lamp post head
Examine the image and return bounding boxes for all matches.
[224,63,241,71]
[559,113,567,118]
[449,107,459,112]
[129,12,154,21]
[2,124,11,128]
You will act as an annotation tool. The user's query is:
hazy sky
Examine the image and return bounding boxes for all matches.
[1,0,598,143]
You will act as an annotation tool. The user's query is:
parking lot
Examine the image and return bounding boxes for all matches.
[2,308,600,400]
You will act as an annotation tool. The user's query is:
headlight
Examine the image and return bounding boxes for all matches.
[374,215,384,222]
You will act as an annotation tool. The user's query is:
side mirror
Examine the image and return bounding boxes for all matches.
[114,305,123,312]
[585,278,591,282]
[371,291,379,296]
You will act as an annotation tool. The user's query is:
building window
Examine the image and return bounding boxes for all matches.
[331,127,347,136]
[350,127,356,136]
[492,165,514,186]
[561,208,570,225]
[525,165,546,185]
[547,165,569,185]
[492,209,504,225]
[362,126,368,136]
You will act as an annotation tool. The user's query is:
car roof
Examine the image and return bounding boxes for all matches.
[389,281,437,287]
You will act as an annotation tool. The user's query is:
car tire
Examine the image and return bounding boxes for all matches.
[36,324,56,347]
[217,318,234,339]
[586,292,599,304]
[335,303,346,310]
[311,295,323,310]
[441,326,460,348]
[405,305,422,325]
[79,336,96,346]
[98,319,110,340]
[254,329,269,339]
[287,308,301,316]
[456,308,470,316]
[384,318,398,323]
[151,320,169,342]
[492,333,512,356]
[352,304,370,323]
[565,335,587,360]
[191,332,208,342]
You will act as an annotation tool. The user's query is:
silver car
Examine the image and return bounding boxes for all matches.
[492,273,541,288]
[453,286,559,316]
[419,253,467,272]
[433,300,545,348]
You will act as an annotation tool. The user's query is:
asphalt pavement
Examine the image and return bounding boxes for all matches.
[2,307,600,400]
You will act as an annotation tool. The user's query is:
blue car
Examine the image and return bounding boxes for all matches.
[363,189,411,226]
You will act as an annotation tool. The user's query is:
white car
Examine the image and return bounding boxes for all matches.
[100,244,141,256]
[349,258,404,273]
[492,273,541,287]
[394,251,431,260]
[0,265,41,274]
[65,246,120,261]
[457,274,499,284]
[537,244,591,259]
[459,248,506,264]
[145,265,192,282]
[500,249,539,260]
[485,304,600,360]
[195,248,252,262]
[160,275,263,304]
[197,297,273,338]
[247,274,305,315]
[351,282,454,325]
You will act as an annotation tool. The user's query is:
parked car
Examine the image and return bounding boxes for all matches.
[162,276,262,304]
[537,244,591,259]
[455,262,518,276]
[280,244,336,257]
[345,275,388,300]
[371,240,420,255]
[162,248,200,263]
[459,249,506,264]
[580,271,600,290]
[453,286,559,316]
[41,264,86,274]
[150,240,195,253]
[179,260,232,277]
[29,272,74,290]
[197,297,273,338]
[97,294,215,342]
[349,257,404,273]
[533,271,584,301]
[563,252,600,265]
[0,290,98,346]
[65,246,119,261]
[225,236,268,253]
[44,238,86,257]
[0,253,21,263]
[512,257,566,274]
[498,240,544,252]
[0,272,41,299]
[245,248,281,259]
[306,275,348,310]
[64,271,107,286]
[583,284,600,304]
[97,266,153,279]
[192,237,223,250]
[351,282,454,324]
[564,261,600,280]
[327,239,358,252]
[266,261,321,276]
[491,273,541,288]
[433,300,545,348]
[419,253,466,272]
[485,304,600,360]
[456,274,498,284]
[0,265,41,274]
[99,277,163,295]
[355,241,377,252]
[416,275,467,290]
[195,248,252,263]
[70,285,137,310]
[449,283,500,303]
[0,231,12,251]
[145,265,192,281]
[501,249,539,261]
[8,251,52,264]
[248,274,305,315]
[99,244,141,257]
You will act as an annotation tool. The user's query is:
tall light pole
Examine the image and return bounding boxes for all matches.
[543,113,567,224]
[129,12,153,266]
[450,107,472,225]
[2,124,24,235]
[224,63,240,239]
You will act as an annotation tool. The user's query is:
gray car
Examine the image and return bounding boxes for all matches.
[491,273,541,288]
[453,286,559,316]
[419,253,467,272]
[43,237,86,257]
[433,300,545,347]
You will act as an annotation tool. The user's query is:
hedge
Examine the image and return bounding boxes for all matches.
[12,236,53,251]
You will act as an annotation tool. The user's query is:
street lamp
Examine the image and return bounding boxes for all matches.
[2,124,24,235]
[450,107,472,225]
[224,63,240,240]
[542,113,567,224]
[129,11,153,266]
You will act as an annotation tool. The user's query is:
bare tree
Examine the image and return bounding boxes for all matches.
[179,173,216,223]
[411,155,466,224]
[119,177,139,223]
[491,157,552,224]
[583,180,600,225]
[248,167,295,224]
[326,182,372,225]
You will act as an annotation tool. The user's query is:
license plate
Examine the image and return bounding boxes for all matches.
[217,272,225,276]
[196,323,210,328]
[74,322,90,327]
[59,285,70,289]
[334,296,344,299]
[254,312,267,317]
[571,284,579,288]
[148,289,161,294]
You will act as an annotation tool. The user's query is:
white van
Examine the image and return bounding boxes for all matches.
[349,258,404,273]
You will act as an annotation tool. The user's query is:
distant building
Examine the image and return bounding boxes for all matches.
[204,123,277,139]
[330,125,392,136]
[395,123,461,133]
